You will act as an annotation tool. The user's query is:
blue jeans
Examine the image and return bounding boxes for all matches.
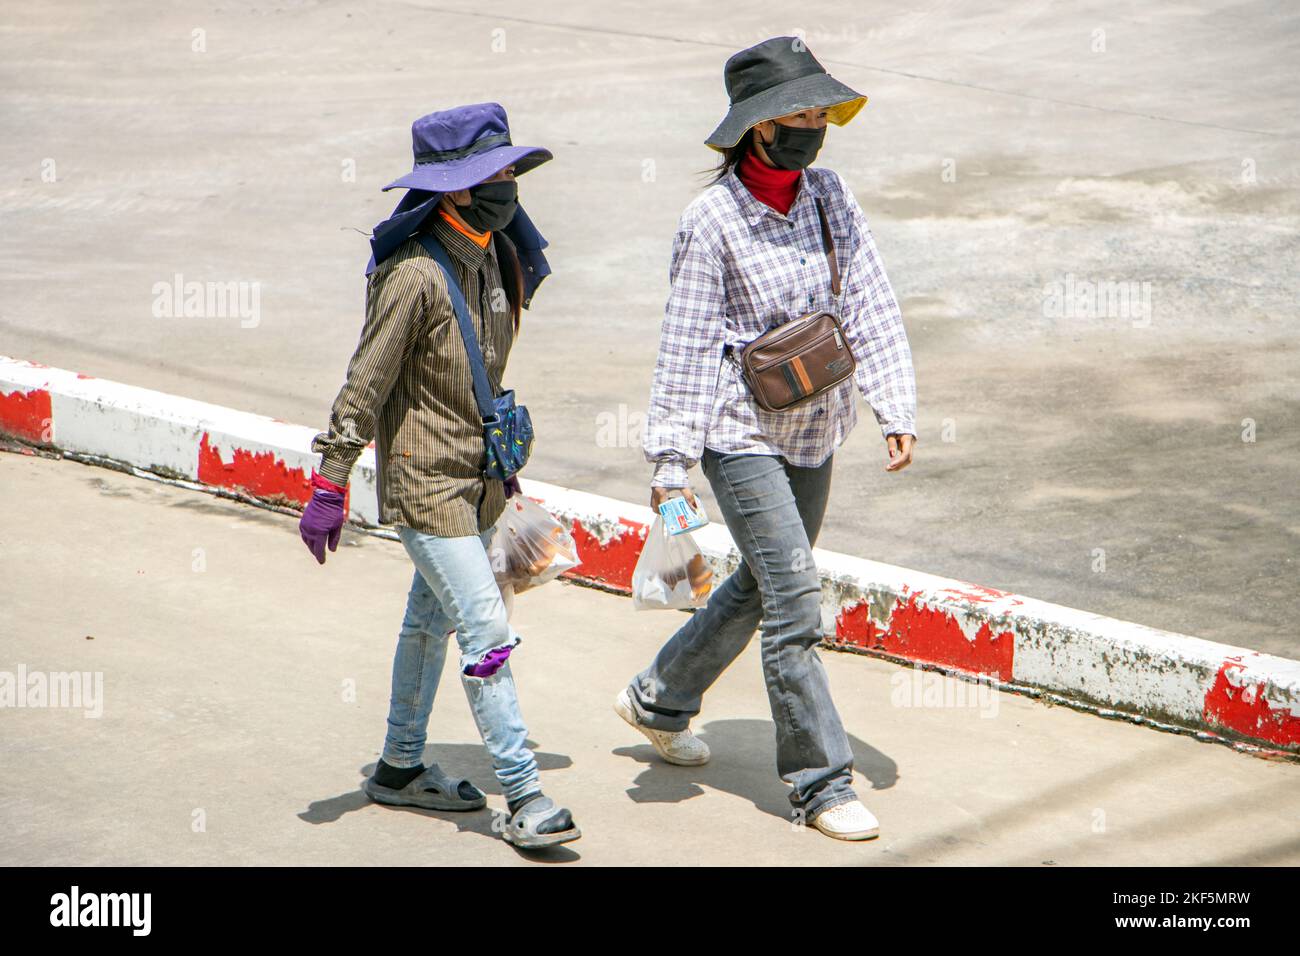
[629,448,856,819]
[382,525,539,804]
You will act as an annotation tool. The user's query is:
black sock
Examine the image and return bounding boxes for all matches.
[374,759,424,790]
[507,791,543,816]
[506,791,572,834]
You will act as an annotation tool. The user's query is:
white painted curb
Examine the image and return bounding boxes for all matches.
[3,355,1297,756]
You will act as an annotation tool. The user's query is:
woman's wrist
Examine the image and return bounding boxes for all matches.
[651,458,690,489]
[311,470,348,495]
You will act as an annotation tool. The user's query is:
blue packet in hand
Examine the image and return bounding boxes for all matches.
[657,494,709,536]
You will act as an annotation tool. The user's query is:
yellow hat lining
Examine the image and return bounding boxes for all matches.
[708,95,868,153]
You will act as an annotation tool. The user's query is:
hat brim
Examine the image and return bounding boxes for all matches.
[705,72,867,151]
[383,144,552,193]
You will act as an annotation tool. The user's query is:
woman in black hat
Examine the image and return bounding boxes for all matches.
[617,38,918,841]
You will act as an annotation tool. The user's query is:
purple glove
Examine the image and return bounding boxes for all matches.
[504,474,522,498]
[300,472,346,565]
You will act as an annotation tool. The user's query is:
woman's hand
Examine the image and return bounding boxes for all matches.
[651,485,700,512]
[300,473,347,564]
[885,433,915,473]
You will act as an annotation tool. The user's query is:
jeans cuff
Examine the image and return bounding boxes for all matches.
[627,682,691,733]
[503,780,542,805]
[805,789,859,822]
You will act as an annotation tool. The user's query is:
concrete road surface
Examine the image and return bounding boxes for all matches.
[1,2,1297,657]
[1,452,1296,866]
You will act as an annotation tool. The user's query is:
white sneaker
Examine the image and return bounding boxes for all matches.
[614,688,710,766]
[811,800,880,841]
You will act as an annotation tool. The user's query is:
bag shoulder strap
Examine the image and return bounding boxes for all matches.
[416,233,497,422]
[814,197,841,297]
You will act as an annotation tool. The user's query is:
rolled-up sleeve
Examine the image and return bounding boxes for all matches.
[642,226,727,488]
[311,261,427,486]
[835,174,917,439]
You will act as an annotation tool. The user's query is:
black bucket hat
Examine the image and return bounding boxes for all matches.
[705,36,867,151]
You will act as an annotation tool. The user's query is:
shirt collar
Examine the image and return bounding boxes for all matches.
[431,210,490,268]
[726,167,824,226]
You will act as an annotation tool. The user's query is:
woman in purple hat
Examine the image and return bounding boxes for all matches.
[298,103,579,850]
[618,38,918,841]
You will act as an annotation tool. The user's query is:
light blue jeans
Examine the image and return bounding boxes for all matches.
[382,524,540,804]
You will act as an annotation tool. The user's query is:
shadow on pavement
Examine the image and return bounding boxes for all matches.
[613,717,899,822]
[296,741,580,860]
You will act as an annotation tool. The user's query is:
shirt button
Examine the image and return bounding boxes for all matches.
[800,257,807,264]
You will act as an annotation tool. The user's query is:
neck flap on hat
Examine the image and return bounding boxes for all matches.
[364,192,552,308]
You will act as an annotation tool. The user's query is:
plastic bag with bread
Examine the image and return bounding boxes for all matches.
[489,496,580,594]
[632,516,713,610]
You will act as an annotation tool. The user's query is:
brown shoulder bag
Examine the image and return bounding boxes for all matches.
[736,197,855,413]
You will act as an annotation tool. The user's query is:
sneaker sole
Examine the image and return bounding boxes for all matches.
[614,690,710,767]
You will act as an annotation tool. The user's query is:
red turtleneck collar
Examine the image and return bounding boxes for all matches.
[737,148,800,215]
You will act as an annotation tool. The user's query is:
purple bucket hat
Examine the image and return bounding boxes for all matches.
[383,102,552,193]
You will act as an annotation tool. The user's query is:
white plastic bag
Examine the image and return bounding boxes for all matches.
[490,496,580,594]
[632,516,713,610]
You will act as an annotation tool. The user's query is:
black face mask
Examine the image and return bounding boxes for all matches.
[455,179,518,233]
[759,123,826,170]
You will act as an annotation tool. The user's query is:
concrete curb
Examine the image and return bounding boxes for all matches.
[4,354,1298,757]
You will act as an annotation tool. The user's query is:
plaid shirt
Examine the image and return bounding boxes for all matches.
[644,167,916,488]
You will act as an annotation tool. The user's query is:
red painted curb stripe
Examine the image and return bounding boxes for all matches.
[0,387,52,444]
[834,592,1015,680]
[197,432,316,507]
[563,517,647,593]
[1203,658,1300,747]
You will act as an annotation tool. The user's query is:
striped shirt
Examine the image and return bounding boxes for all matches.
[312,213,515,537]
[643,166,916,488]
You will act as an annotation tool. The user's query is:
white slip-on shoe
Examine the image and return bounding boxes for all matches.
[811,800,880,841]
[614,687,710,766]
